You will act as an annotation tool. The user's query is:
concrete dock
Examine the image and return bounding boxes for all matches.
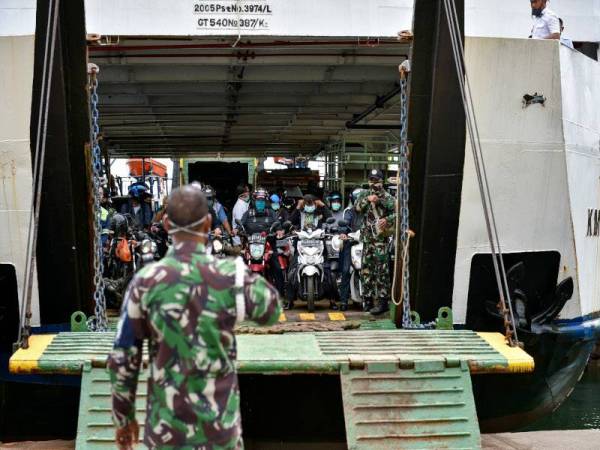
[482,429,600,449]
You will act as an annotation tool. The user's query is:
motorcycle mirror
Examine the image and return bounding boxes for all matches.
[330,226,339,233]
[270,221,281,233]
[337,220,349,228]
[326,217,336,225]
[283,221,293,230]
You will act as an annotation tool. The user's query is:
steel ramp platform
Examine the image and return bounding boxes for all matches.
[10,330,532,449]
[340,360,479,449]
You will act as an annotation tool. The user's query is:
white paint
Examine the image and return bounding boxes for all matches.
[84,0,414,38]
[453,37,600,324]
[0,35,40,326]
[0,0,36,36]
[3,1,599,42]
[560,44,600,319]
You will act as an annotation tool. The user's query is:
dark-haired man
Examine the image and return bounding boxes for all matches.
[530,0,560,40]
[108,184,281,449]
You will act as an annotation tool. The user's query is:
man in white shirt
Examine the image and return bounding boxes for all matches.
[232,183,251,245]
[530,0,560,40]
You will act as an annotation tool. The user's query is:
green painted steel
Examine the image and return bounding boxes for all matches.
[77,365,147,449]
[340,361,480,449]
[70,312,88,332]
[37,329,515,375]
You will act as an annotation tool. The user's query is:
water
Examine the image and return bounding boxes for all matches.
[524,362,600,431]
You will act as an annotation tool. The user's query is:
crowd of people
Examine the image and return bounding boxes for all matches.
[101,168,398,316]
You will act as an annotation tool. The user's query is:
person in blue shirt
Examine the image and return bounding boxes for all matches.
[202,185,233,236]
[120,183,153,230]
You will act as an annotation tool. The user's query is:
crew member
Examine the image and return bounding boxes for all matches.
[108,184,281,449]
[355,169,396,315]
[530,0,560,40]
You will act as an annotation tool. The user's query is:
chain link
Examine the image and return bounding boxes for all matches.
[397,73,434,329]
[87,69,107,332]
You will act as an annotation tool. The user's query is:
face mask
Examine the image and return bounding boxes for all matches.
[272,203,280,211]
[255,200,266,212]
[532,7,543,17]
[133,205,141,214]
[369,182,383,191]
[331,202,341,212]
[167,215,209,238]
[304,205,316,214]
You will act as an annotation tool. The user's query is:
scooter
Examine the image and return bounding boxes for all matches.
[208,231,234,258]
[295,227,328,312]
[275,221,294,287]
[332,229,364,308]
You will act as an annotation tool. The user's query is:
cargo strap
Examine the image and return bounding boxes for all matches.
[340,360,480,449]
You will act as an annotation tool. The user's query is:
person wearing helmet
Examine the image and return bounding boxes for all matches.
[270,194,281,212]
[355,169,396,315]
[326,190,344,223]
[279,194,298,224]
[337,187,365,311]
[240,188,285,295]
[121,182,153,229]
[202,185,232,236]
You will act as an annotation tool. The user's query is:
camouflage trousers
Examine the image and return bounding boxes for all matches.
[360,241,391,299]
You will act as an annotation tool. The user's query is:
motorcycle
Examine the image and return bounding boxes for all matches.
[104,214,160,307]
[274,221,294,287]
[208,231,235,258]
[323,217,341,273]
[332,228,364,308]
[294,227,330,312]
[236,219,277,276]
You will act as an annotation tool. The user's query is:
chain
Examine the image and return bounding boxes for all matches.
[398,74,413,328]
[87,66,107,331]
[396,64,435,330]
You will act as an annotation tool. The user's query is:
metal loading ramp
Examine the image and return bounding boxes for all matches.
[10,330,533,449]
[341,361,479,449]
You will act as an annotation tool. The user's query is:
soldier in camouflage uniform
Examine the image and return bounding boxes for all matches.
[108,184,281,450]
[355,169,396,315]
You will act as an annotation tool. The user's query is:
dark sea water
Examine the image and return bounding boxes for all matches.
[524,362,600,431]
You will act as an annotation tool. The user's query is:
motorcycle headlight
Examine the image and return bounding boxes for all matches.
[213,240,223,253]
[250,243,265,259]
[140,239,155,254]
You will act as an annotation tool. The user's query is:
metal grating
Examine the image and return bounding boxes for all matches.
[317,330,497,356]
[340,363,480,449]
[76,367,147,449]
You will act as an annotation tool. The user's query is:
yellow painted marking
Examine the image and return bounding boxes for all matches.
[9,334,57,374]
[477,332,535,373]
[328,312,346,321]
[299,313,316,321]
[278,313,287,322]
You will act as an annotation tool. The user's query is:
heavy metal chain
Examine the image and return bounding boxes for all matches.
[398,74,412,328]
[87,66,107,332]
[396,64,434,330]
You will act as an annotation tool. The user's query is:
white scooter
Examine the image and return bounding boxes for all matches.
[332,230,363,307]
[295,228,327,312]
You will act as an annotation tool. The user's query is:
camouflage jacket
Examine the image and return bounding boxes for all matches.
[355,189,396,240]
[107,240,281,449]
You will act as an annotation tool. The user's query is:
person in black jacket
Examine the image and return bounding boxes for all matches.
[289,194,332,230]
[239,188,285,295]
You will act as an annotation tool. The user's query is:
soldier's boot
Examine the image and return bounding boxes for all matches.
[363,298,374,312]
[339,302,348,312]
[370,298,389,316]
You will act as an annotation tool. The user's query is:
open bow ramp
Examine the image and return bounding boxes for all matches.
[10,330,532,449]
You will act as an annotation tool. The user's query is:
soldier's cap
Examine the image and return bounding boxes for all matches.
[368,169,384,181]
